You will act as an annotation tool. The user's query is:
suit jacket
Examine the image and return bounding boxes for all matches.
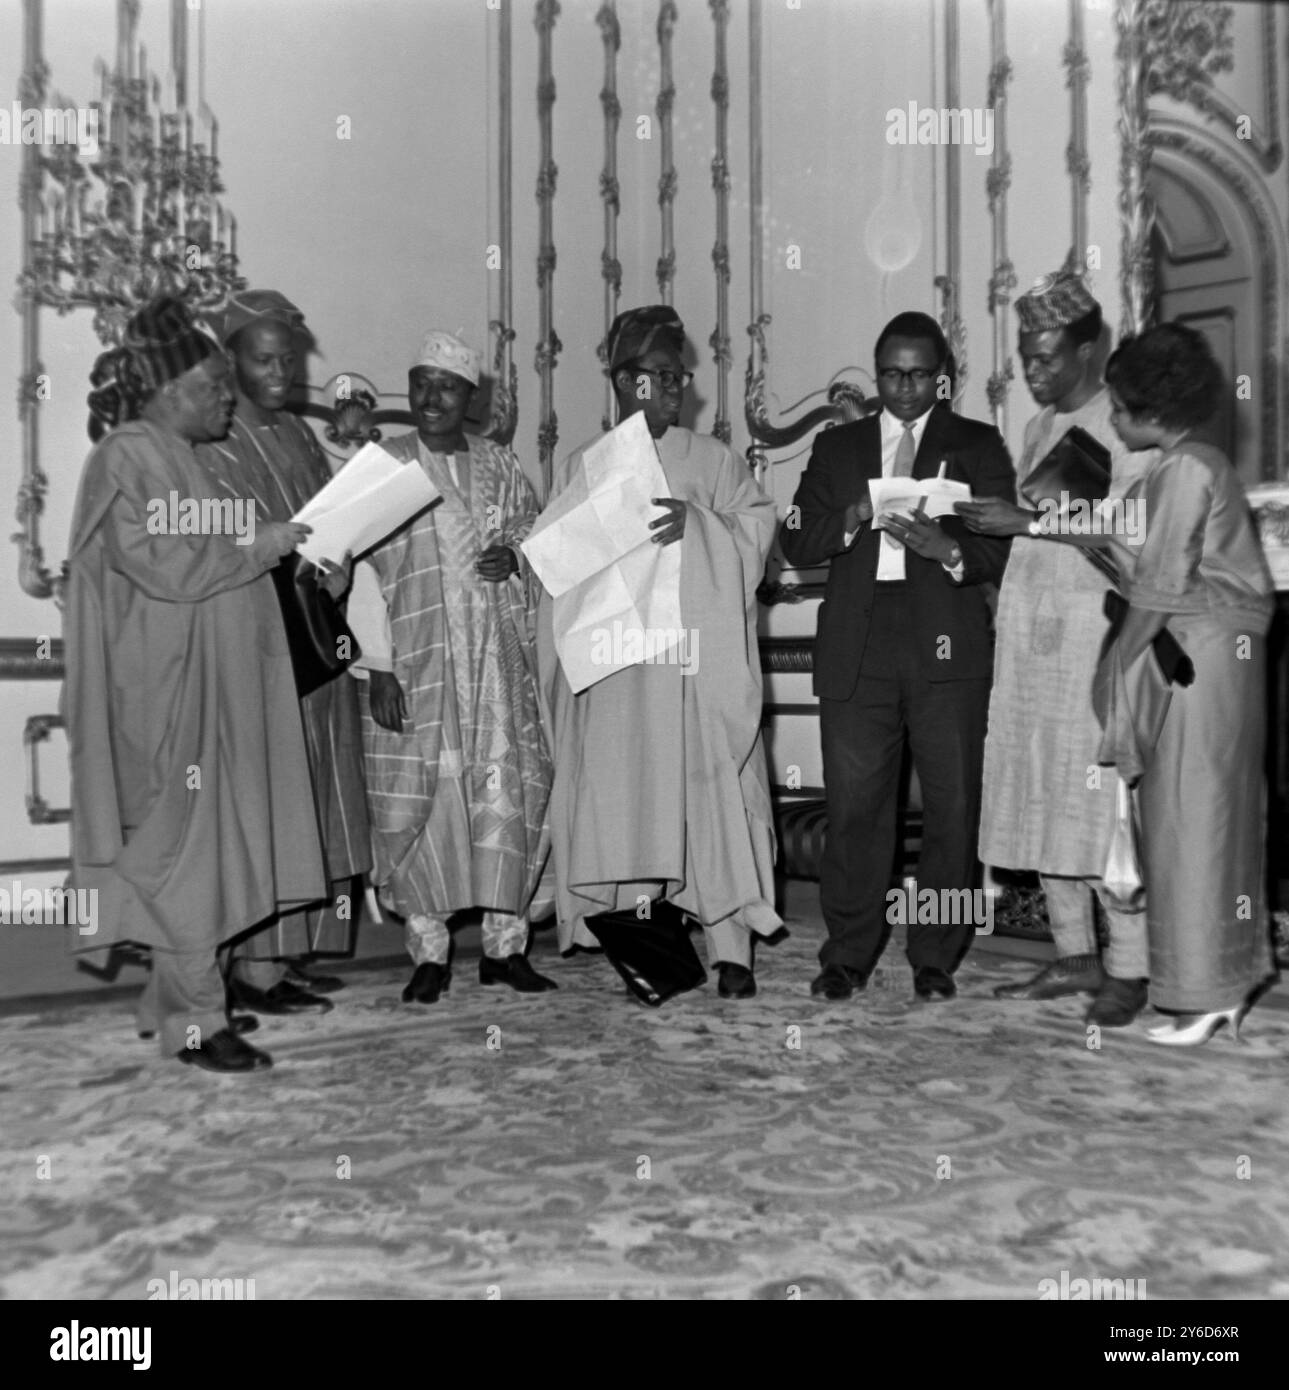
[779,403,1015,699]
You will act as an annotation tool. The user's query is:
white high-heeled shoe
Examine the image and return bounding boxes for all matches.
[1146,1006,1244,1047]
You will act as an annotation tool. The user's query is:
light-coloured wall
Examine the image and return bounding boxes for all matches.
[2,0,1286,991]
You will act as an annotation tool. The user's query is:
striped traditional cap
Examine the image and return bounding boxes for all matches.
[122,296,216,392]
[1015,269,1100,333]
[413,329,481,386]
[604,305,685,370]
[208,288,305,346]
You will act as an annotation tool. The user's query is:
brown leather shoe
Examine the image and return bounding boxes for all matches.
[994,954,1104,1000]
[1085,975,1149,1027]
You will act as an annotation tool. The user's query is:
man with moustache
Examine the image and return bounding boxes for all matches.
[347,331,554,1004]
[780,311,1015,1002]
[65,296,325,1072]
[196,289,371,1017]
[956,270,1153,1026]
[538,305,781,1003]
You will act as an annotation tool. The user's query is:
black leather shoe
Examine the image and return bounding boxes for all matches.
[914,966,957,1000]
[285,962,345,994]
[1085,975,1149,1027]
[994,954,1104,1000]
[139,1012,257,1041]
[403,962,451,1004]
[717,963,757,999]
[810,963,868,1000]
[230,979,334,1015]
[479,953,559,992]
[177,1027,273,1073]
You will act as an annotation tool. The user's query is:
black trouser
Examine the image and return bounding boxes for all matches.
[818,585,989,976]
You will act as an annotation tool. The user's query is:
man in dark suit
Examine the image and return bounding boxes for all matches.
[780,312,1015,1001]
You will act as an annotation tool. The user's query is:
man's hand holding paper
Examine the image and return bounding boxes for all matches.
[521,412,685,693]
[291,441,441,567]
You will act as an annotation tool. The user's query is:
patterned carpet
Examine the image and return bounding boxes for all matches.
[3,896,1288,1301]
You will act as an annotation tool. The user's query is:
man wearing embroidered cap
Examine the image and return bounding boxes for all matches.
[537,305,782,1004]
[196,288,372,1017]
[346,330,555,1003]
[957,268,1155,1026]
[65,296,326,1073]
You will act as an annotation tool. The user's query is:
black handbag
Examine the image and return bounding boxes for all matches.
[585,901,707,1006]
[269,551,360,698]
[1021,426,1120,584]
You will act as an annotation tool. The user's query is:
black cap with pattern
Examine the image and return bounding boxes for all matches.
[122,296,217,393]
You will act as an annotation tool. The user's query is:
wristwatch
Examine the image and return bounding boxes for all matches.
[1026,516,1044,537]
[944,542,964,570]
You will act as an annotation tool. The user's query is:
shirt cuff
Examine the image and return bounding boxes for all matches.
[942,558,966,584]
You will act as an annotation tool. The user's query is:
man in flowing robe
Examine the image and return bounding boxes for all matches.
[538,306,781,1002]
[196,289,371,1016]
[65,296,326,1073]
[347,331,554,1004]
[957,270,1154,1027]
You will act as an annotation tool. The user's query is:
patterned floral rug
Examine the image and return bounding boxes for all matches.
[3,896,1287,1301]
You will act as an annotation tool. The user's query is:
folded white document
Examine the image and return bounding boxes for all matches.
[522,412,684,694]
[292,441,441,566]
[869,475,972,530]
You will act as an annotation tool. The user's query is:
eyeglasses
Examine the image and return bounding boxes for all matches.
[629,366,694,391]
[877,367,939,386]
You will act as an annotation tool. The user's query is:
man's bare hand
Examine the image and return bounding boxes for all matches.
[369,670,408,732]
[844,497,874,535]
[251,520,311,567]
[312,553,352,600]
[650,497,687,546]
[882,511,956,564]
[475,543,518,582]
[955,497,1036,536]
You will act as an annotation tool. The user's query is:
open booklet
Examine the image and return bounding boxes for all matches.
[521,411,684,693]
[869,474,972,530]
[291,441,441,566]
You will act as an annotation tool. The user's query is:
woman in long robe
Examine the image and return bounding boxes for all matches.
[1096,323,1276,1045]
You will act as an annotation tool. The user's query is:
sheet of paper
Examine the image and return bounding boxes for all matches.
[869,476,972,530]
[522,412,684,693]
[292,441,441,565]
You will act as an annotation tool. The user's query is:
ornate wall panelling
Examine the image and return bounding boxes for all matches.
[597,1,621,434]
[984,0,1014,437]
[535,0,560,491]
[1151,122,1284,482]
[935,0,967,409]
[15,0,244,605]
[708,0,732,444]
[655,1,678,305]
[487,0,518,448]
[1065,0,1091,267]
[1116,0,1153,335]
[744,0,875,814]
[1142,0,1281,173]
